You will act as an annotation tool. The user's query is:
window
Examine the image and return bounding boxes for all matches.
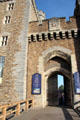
[0,56,5,84]
[8,3,14,11]
[2,36,8,46]
[4,16,11,24]
[0,36,8,46]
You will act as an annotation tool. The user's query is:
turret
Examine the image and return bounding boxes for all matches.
[74,0,80,17]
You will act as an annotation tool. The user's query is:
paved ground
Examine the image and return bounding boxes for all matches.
[10,107,80,120]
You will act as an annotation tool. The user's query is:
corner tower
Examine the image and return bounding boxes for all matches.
[0,0,32,105]
[74,0,80,17]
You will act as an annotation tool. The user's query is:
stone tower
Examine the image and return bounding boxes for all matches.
[74,0,80,17]
[0,0,45,105]
[0,0,36,105]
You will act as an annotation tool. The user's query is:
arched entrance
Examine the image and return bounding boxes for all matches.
[47,72,72,107]
[36,46,74,108]
[43,48,73,107]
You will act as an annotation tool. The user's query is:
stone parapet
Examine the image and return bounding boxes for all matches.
[28,29,79,42]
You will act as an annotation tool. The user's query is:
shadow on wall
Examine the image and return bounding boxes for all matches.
[73,0,80,107]
[74,0,80,73]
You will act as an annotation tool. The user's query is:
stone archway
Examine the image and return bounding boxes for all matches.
[35,46,73,108]
[46,70,72,107]
[43,63,73,106]
[38,46,72,74]
[43,54,73,107]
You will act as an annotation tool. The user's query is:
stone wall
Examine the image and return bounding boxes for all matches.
[0,0,31,105]
[29,0,38,22]
[27,17,79,107]
[0,0,79,108]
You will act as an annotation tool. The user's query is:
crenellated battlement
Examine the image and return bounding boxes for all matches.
[28,29,78,42]
[28,16,78,35]
[29,16,77,25]
[28,16,79,43]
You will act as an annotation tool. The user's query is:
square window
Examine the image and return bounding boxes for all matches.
[0,36,8,46]
[2,36,8,46]
[4,16,11,24]
[8,3,14,11]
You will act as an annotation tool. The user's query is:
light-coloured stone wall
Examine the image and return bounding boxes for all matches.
[12,0,31,100]
[29,0,38,22]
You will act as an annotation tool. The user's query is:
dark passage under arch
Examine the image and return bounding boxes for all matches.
[47,72,72,107]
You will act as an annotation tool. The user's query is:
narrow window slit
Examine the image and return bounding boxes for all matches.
[4,16,11,24]
[2,36,8,46]
[8,3,14,11]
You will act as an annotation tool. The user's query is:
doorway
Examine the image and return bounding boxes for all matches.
[47,72,72,107]
[58,74,64,106]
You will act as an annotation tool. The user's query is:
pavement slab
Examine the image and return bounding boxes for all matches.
[10,107,80,120]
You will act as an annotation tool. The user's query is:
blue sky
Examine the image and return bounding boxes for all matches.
[58,75,64,88]
[35,0,76,87]
[35,0,76,20]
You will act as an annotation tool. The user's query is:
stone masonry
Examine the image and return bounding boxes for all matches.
[0,0,80,109]
[0,0,44,105]
[27,0,80,108]
[0,0,32,105]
